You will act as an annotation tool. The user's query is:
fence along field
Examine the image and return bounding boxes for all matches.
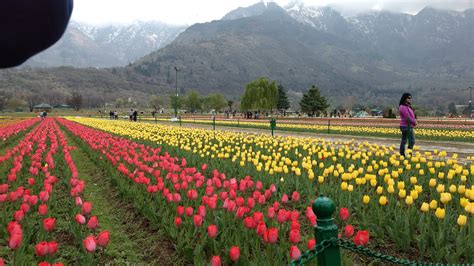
[1,117,473,264]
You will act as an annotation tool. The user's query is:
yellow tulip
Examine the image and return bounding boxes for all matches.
[398,189,406,198]
[429,200,438,209]
[340,182,348,191]
[435,208,445,219]
[405,196,413,205]
[363,195,370,204]
[429,179,436,187]
[379,196,388,206]
[420,202,429,212]
[457,215,467,226]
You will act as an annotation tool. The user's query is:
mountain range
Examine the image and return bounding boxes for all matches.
[3,2,473,109]
[24,21,186,68]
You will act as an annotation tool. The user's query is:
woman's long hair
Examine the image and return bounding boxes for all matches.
[399,93,412,106]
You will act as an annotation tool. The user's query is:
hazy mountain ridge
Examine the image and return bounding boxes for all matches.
[23,21,186,68]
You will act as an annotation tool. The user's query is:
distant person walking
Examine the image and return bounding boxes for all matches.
[399,93,417,157]
[129,109,134,121]
[133,110,138,122]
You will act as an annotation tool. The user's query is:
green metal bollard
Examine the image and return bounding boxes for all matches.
[179,116,182,127]
[213,116,216,130]
[327,119,330,134]
[313,195,341,266]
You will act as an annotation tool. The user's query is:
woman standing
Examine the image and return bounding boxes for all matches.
[399,93,417,156]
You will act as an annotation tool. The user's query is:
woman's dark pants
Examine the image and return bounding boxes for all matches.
[400,126,415,156]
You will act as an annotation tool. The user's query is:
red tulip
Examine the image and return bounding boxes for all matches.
[8,232,22,250]
[185,206,194,217]
[75,197,83,206]
[38,204,48,216]
[83,236,97,253]
[75,214,86,224]
[20,203,30,213]
[207,224,218,238]
[47,241,58,254]
[210,256,221,266]
[353,230,369,246]
[291,191,300,202]
[281,194,289,203]
[82,202,92,214]
[38,262,49,266]
[7,221,21,235]
[174,217,182,227]
[13,210,24,222]
[290,246,301,260]
[87,216,99,229]
[35,242,49,256]
[193,215,203,227]
[198,205,206,217]
[256,221,267,236]
[307,239,316,250]
[244,217,256,229]
[267,207,275,219]
[277,209,287,224]
[177,206,185,216]
[266,228,279,244]
[290,220,301,231]
[344,225,354,238]
[339,208,349,221]
[39,191,49,202]
[28,178,35,186]
[289,229,301,243]
[97,230,110,247]
[229,246,240,262]
[43,218,56,232]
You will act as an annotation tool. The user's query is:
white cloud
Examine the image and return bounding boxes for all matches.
[71,0,474,25]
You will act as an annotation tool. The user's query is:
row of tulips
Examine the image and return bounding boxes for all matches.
[0,118,38,143]
[0,119,109,265]
[141,116,474,141]
[57,117,369,264]
[67,117,473,263]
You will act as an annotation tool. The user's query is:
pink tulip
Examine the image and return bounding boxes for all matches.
[290,246,301,260]
[229,246,240,262]
[193,215,203,227]
[307,239,316,249]
[266,228,279,244]
[339,208,349,221]
[43,217,56,232]
[83,236,97,253]
[207,224,218,238]
[87,216,99,229]
[75,214,86,224]
[210,256,221,266]
[82,202,92,214]
[38,204,48,216]
[97,230,110,247]
[174,217,182,227]
[289,229,301,243]
[344,225,354,238]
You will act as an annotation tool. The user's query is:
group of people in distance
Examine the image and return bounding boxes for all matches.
[129,109,138,122]
[108,110,118,120]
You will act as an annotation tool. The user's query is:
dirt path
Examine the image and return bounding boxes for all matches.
[64,129,185,265]
[146,120,474,160]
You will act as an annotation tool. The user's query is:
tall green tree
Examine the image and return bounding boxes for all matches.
[149,95,163,111]
[276,84,290,112]
[447,102,457,115]
[240,77,278,111]
[299,85,329,116]
[185,90,202,113]
[204,93,227,113]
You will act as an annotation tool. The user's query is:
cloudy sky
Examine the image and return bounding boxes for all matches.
[72,0,474,25]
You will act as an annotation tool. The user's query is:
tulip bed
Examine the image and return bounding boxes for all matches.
[0,119,109,265]
[0,118,39,143]
[141,117,474,142]
[64,118,473,264]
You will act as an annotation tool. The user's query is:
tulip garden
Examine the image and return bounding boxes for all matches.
[0,117,473,265]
